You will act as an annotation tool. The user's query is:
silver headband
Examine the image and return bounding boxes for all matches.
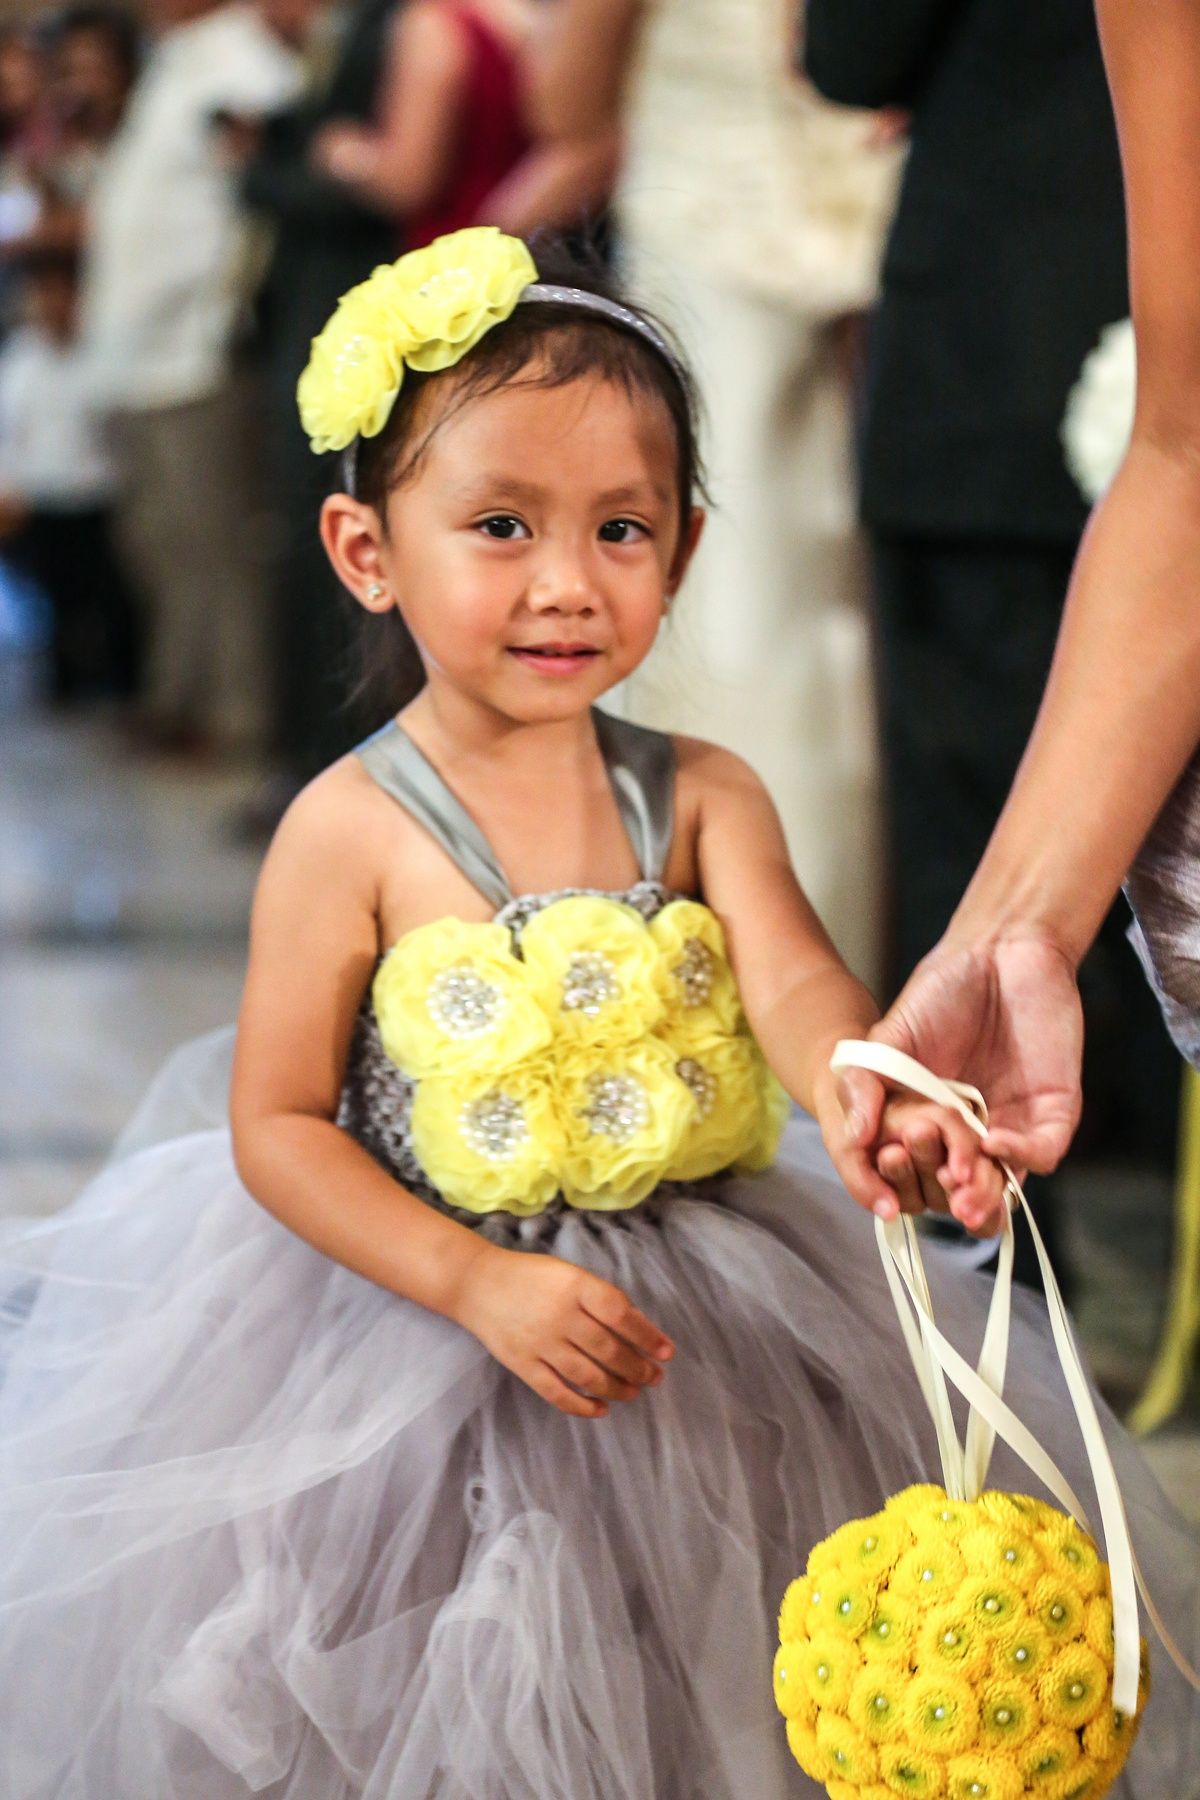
[340,281,684,496]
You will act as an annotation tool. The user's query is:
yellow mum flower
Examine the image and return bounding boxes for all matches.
[778,1574,812,1643]
[861,1597,916,1665]
[557,1038,691,1208]
[978,1491,1057,1533]
[911,1496,975,1539]
[657,1028,766,1181]
[817,1711,881,1785]
[815,1512,907,1583]
[1030,1574,1086,1643]
[1082,1700,1139,1767]
[849,1664,908,1744]
[409,1057,563,1214]
[960,1524,1042,1590]
[1036,1518,1104,1601]
[1082,1595,1113,1663]
[522,896,664,1047]
[879,1742,948,1795]
[959,1573,1025,1636]
[772,1640,815,1724]
[1035,1644,1109,1730]
[977,1675,1039,1750]
[382,226,534,370]
[991,1616,1054,1681]
[785,1717,833,1784]
[904,1670,981,1756]
[817,1569,880,1639]
[915,1606,992,1683]
[946,1751,1025,1799]
[886,1483,951,1516]
[797,1631,862,1711]
[894,1539,969,1605]
[649,899,743,1035]
[1018,1725,1087,1796]
[374,919,549,1079]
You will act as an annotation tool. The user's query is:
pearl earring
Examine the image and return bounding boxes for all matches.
[366,581,385,601]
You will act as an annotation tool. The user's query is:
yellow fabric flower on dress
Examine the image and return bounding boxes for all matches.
[649,899,743,1035]
[409,1057,563,1214]
[657,1027,768,1181]
[775,1484,1147,1798]
[373,919,550,1079]
[297,227,536,452]
[522,895,665,1048]
[557,1038,692,1208]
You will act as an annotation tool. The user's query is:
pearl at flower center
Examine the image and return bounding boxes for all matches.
[581,1073,650,1144]
[428,963,505,1038]
[561,951,620,1016]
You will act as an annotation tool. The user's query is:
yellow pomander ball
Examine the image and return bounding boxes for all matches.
[774,1485,1148,1800]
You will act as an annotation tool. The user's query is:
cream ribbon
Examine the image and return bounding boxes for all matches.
[829,1039,1200,1719]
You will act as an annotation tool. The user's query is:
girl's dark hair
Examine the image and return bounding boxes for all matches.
[341,236,706,722]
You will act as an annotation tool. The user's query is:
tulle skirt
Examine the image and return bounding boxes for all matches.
[2,1036,1198,1798]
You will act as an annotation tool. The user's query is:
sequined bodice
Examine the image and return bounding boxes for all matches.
[337,879,682,1220]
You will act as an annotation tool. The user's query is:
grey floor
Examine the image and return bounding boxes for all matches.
[1,672,1197,1525]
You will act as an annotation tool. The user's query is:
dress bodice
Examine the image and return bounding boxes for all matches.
[337,710,733,1221]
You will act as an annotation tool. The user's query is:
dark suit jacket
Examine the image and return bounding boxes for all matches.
[805,0,1127,542]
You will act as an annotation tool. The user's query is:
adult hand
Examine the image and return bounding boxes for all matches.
[837,933,1085,1229]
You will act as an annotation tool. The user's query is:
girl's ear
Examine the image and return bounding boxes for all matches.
[666,506,706,600]
[319,491,395,613]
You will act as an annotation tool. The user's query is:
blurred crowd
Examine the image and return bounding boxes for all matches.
[0,0,1184,1211]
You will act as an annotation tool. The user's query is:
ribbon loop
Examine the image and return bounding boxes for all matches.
[830,1038,1200,1717]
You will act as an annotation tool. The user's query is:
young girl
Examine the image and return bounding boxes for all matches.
[0,228,1196,1798]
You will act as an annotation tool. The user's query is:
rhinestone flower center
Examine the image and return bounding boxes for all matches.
[428,963,505,1039]
[676,1057,718,1118]
[460,1090,528,1162]
[581,1073,649,1145]
[673,937,715,1007]
[561,951,620,1016]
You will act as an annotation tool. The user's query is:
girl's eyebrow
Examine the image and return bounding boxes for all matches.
[448,474,673,509]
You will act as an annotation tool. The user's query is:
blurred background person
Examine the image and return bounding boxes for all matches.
[0,22,49,323]
[81,0,302,757]
[531,0,901,987]
[37,4,140,220]
[0,243,138,706]
[805,0,1181,1191]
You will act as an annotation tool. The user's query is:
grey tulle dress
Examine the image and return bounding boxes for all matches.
[1,716,1198,1799]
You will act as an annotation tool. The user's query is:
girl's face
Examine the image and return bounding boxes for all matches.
[323,369,702,727]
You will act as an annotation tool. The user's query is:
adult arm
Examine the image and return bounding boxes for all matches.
[841,0,1200,1183]
[525,0,642,140]
[803,0,961,111]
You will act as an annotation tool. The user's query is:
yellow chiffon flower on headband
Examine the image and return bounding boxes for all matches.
[297,227,537,454]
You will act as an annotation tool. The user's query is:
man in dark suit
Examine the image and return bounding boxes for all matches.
[805,0,1178,1177]
[243,0,399,787]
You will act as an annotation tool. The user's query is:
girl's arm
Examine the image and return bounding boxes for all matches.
[231,771,672,1416]
[841,0,1200,1177]
[311,1,470,215]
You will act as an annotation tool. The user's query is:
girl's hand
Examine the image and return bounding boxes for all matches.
[452,1243,674,1419]
[873,1095,1009,1238]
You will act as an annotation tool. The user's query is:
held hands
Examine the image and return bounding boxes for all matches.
[453,1242,674,1419]
[830,933,1084,1233]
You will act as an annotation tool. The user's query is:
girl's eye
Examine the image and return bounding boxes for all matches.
[598,518,648,544]
[478,515,529,541]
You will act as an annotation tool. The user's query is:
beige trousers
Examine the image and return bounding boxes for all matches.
[618,261,884,988]
[112,378,271,745]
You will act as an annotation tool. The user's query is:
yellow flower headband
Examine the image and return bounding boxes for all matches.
[296,226,684,484]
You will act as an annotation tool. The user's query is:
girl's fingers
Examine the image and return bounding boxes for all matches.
[835,1067,886,1148]
[836,1142,905,1217]
[569,1329,661,1391]
[936,1108,986,1189]
[551,1348,639,1405]
[530,1361,607,1419]
[581,1283,673,1362]
[903,1119,951,1213]
[877,1143,924,1215]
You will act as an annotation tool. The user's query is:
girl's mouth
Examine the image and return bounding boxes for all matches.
[508,644,601,676]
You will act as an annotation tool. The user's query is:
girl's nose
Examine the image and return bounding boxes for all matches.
[526,558,598,614]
